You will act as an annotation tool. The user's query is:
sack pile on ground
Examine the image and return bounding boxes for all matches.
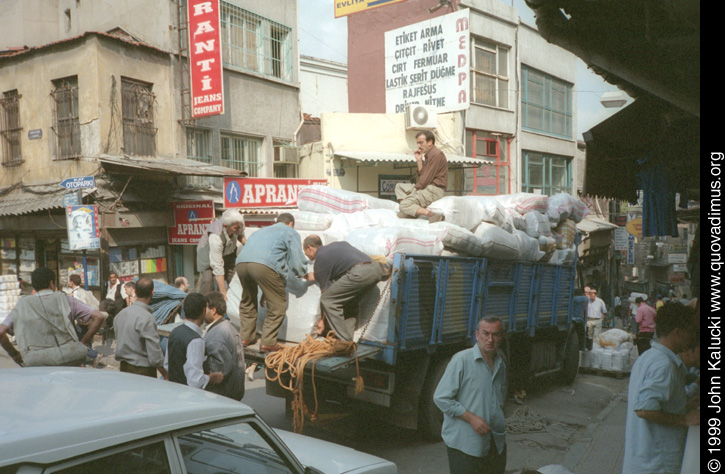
[0,274,21,321]
[580,329,637,373]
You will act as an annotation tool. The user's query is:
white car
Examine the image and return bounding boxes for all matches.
[0,368,396,474]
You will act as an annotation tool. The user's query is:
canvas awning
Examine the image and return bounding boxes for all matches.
[98,155,242,177]
[335,151,485,166]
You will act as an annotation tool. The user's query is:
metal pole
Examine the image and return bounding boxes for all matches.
[83,250,89,290]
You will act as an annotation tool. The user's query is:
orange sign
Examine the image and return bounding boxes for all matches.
[626,217,642,238]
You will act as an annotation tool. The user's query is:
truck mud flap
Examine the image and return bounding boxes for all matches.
[307,344,382,375]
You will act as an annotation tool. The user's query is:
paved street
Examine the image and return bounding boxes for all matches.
[0,338,629,474]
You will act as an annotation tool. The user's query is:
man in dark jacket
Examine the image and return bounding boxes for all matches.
[203,291,245,401]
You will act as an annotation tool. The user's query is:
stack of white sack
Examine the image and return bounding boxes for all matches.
[587,328,636,373]
[381,218,484,257]
[288,210,334,231]
[547,192,590,223]
[298,185,399,214]
[427,196,509,231]
[345,225,446,257]
[0,275,21,321]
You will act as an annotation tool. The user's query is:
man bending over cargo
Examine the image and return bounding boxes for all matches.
[394,130,447,222]
[303,235,391,341]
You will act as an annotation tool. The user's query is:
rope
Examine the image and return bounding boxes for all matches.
[505,406,549,434]
[264,333,363,433]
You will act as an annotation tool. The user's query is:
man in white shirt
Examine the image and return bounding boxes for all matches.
[165,292,223,389]
[68,274,99,309]
[585,287,607,347]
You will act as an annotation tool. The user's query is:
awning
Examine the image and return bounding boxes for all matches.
[575,216,618,234]
[0,184,96,217]
[98,154,242,177]
[335,151,485,166]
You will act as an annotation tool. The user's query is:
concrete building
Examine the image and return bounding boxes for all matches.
[299,55,348,118]
[343,0,580,198]
[0,0,301,296]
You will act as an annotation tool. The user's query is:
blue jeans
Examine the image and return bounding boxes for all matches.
[446,440,506,474]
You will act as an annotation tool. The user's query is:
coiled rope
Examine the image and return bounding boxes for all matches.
[505,406,549,434]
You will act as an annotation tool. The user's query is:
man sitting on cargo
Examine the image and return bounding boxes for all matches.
[302,235,391,342]
[394,130,446,223]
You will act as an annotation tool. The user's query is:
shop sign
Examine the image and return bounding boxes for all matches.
[188,0,224,118]
[60,176,95,190]
[223,178,327,208]
[672,263,688,273]
[614,227,629,250]
[66,205,100,251]
[167,200,214,245]
[667,253,687,264]
[378,175,410,201]
[627,235,635,265]
[384,9,470,114]
[334,0,407,18]
[625,217,642,237]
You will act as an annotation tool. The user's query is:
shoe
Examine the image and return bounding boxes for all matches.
[396,211,410,219]
[242,338,257,348]
[428,213,445,223]
[260,343,285,353]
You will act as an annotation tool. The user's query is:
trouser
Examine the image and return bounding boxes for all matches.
[446,439,507,474]
[196,257,236,295]
[395,183,444,217]
[236,262,287,346]
[586,318,602,349]
[120,361,158,378]
[636,332,654,355]
[320,262,384,341]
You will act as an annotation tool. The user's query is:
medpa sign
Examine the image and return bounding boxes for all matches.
[188,0,224,118]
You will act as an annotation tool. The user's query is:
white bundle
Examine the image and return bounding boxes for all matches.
[289,210,334,231]
[524,211,552,238]
[513,230,545,262]
[460,196,508,229]
[353,280,393,344]
[599,349,614,371]
[0,275,19,283]
[328,209,398,234]
[0,288,21,296]
[0,281,20,291]
[579,350,590,369]
[598,328,633,349]
[473,222,520,260]
[589,348,602,368]
[495,193,549,214]
[430,222,483,257]
[547,192,590,223]
[426,196,485,231]
[612,349,629,372]
[298,185,399,214]
[346,226,445,257]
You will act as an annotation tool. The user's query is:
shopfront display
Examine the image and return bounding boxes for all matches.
[109,244,169,283]
[0,238,17,276]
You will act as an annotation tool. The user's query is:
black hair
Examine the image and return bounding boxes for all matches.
[277,213,295,225]
[135,278,153,299]
[31,267,56,291]
[205,291,227,316]
[183,292,207,321]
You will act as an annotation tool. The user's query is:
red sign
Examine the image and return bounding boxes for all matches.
[167,200,215,245]
[188,0,224,118]
[224,178,327,208]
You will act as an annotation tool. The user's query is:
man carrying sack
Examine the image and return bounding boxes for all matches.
[0,267,106,367]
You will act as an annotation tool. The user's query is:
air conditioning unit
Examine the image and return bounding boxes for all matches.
[405,105,437,130]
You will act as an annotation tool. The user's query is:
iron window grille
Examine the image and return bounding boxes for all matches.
[220,133,262,176]
[1,90,22,166]
[185,127,216,188]
[52,77,81,160]
[121,78,157,157]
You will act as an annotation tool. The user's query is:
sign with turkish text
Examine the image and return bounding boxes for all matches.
[224,178,327,208]
[625,217,642,238]
[672,263,688,273]
[667,253,687,264]
[188,0,224,118]
[334,0,407,18]
[378,175,411,201]
[384,9,470,114]
[60,176,95,190]
[614,227,629,251]
[66,205,101,251]
[167,200,215,245]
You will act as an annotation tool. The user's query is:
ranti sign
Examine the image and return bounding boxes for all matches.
[188,0,224,118]
[384,9,470,114]
[224,178,327,208]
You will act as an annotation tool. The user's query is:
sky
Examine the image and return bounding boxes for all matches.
[298,0,631,141]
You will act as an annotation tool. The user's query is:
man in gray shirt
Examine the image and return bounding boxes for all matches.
[114,278,168,379]
[203,291,245,401]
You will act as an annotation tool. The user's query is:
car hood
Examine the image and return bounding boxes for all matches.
[274,429,396,474]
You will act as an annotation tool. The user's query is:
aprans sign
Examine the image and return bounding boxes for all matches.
[188,0,224,118]
[224,178,327,208]
[167,200,215,245]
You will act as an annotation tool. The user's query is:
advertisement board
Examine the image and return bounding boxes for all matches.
[384,9,470,114]
[334,0,407,18]
[167,200,215,245]
[188,0,224,118]
[66,205,101,251]
[224,178,327,208]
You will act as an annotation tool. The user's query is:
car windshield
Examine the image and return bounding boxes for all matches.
[177,421,294,474]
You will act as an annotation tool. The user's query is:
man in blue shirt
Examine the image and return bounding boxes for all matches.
[622,302,699,474]
[235,213,308,352]
[434,316,507,474]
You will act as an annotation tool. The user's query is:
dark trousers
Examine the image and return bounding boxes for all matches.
[446,440,506,474]
[636,332,654,355]
[120,361,158,378]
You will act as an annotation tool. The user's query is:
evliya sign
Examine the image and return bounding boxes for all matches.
[384,9,470,114]
[334,0,407,18]
[224,178,327,208]
[188,0,224,118]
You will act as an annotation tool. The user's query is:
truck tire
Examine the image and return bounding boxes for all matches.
[418,356,451,441]
[561,330,580,385]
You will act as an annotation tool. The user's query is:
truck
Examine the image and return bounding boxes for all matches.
[245,248,587,440]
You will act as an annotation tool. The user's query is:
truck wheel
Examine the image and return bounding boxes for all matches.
[561,330,580,385]
[418,356,451,441]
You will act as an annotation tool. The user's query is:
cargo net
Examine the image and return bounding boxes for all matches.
[264,333,364,433]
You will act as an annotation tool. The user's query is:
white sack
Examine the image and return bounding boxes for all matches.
[345,226,445,257]
[494,193,549,214]
[513,230,545,262]
[524,211,552,238]
[473,222,520,260]
[289,210,334,231]
[430,221,483,257]
[353,280,393,344]
[298,185,399,214]
[426,196,484,231]
[328,208,398,234]
[547,192,590,223]
[460,196,508,229]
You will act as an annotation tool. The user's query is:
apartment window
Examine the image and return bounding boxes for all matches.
[0,90,22,166]
[186,127,215,187]
[52,77,81,160]
[121,78,156,156]
[465,130,510,195]
[220,2,292,82]
[522,151,572,196]
[221,133,262,176]
[273,140,298,178]
[521,66,573,138]
[470,38,509,109]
